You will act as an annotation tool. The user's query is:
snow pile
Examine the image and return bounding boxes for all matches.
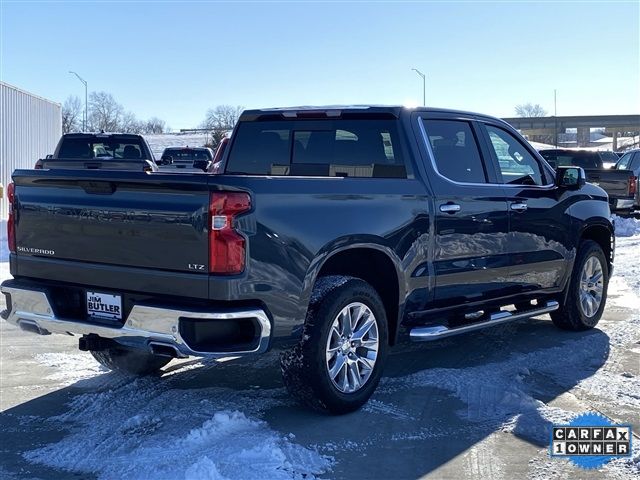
[611,234,640,310]
[613,215,640,237]
[0,219,8,262]
[23,373,332,479]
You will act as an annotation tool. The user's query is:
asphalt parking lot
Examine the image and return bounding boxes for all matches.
[1,237,639,480]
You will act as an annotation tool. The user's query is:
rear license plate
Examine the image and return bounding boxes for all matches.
[86,291,122,320]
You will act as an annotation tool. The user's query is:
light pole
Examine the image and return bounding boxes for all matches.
[69,71,88,131]
[411,68,426,106]
[554,89,558,148]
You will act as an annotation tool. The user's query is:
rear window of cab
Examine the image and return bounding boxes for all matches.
[225,120,410,178]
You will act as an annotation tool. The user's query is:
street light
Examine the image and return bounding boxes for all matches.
[69,71,88,131]
[554,89,558,148]
[411,68,426,106]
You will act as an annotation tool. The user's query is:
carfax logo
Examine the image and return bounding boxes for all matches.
[551,412,632,469]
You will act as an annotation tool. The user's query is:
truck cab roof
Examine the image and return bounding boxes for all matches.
[239,105,508,125]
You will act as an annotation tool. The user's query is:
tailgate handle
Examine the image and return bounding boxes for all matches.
[79,181,116,195]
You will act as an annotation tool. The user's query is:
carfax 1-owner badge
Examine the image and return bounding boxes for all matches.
[551,412,633,469]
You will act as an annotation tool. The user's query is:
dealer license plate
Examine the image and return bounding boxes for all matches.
[86,291,122,320]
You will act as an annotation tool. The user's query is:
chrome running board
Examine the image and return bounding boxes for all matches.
[409,301,559,342]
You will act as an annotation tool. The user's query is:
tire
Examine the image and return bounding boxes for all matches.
[551,240,609,331]
[280,276,389,414]
[91,346,171,375]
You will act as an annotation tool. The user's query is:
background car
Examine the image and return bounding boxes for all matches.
[614,149,640,212]
[159,146,214,171]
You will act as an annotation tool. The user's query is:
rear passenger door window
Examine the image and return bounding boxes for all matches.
[421,119,487,183]
[484,125,546,186]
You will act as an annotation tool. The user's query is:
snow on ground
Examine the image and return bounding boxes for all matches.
[528,140,556,150]
[34,352,107,385]
[145,133,211,159]
[22,361,332,480]
[587,135,640,152]
[613,214,640,237]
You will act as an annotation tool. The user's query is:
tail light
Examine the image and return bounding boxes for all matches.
[629,176,637,197]
[209,192,251,274]
[7,182,16,253]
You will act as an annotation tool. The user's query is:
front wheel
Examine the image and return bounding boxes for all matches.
[280,276,388,414]
[91,346,171,375]
[551,240,609,331]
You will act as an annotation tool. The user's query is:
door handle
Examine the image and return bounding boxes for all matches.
[510,202,528,212]
[440,203,461,214]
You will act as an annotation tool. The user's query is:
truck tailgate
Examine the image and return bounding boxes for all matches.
[12,170,210,273]
[584,168,633,199]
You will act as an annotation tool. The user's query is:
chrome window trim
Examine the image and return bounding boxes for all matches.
[417,116,555,189]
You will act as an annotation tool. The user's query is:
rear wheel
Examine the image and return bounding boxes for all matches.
[280,276,388,414]
[551,240,608,331]
[91,346,171,375]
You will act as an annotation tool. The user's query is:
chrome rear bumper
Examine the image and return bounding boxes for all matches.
[613,198,635,210]
[1,284,271,358]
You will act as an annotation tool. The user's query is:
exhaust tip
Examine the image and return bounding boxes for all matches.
[18,320,49,335]
[149,342,180,358]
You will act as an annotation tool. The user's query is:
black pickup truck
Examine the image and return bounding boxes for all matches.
[538,148,636,212]
[2,106,614,413]
[35,133,158,172]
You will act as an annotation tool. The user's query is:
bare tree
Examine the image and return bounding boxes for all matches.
[201,105,244,147]
[88,91,124,132]
[120,112,146,134]
[144,117,166,134]
[83,91,168,134]
[515,103,547,117]
[62,95,82,133]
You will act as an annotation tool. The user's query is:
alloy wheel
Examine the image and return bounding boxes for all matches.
[325,302,380,394]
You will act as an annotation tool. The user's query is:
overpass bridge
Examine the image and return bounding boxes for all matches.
[501,114,640,149]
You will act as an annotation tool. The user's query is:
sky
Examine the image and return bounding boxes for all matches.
[1,0,639,130]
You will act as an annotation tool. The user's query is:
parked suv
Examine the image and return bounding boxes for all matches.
[2,106,614,413]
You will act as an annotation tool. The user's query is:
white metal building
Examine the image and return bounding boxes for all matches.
[1,82,61,218]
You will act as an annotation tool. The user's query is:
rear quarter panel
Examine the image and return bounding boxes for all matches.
[207,175,432,341]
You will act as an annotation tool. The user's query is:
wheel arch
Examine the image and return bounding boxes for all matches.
[301,241,405,346]
[579,221,614,274]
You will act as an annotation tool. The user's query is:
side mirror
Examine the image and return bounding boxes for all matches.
[556,166,586,189]
[159,155,172,165]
